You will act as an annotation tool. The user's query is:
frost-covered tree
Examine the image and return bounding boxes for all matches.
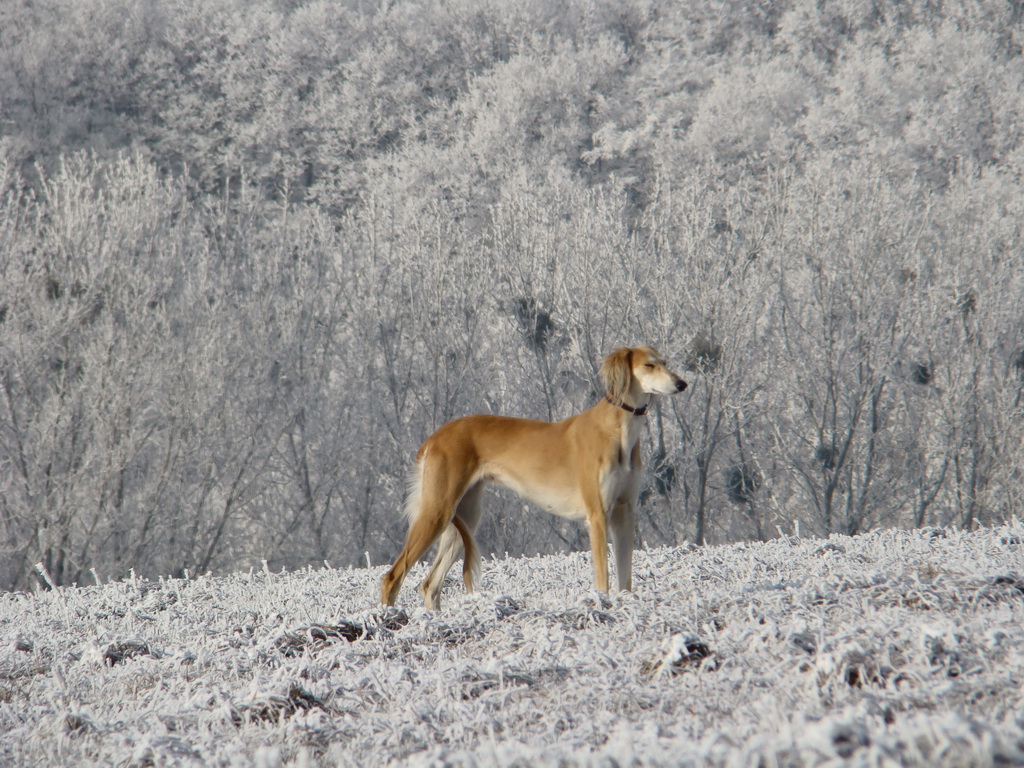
[3,0,1024,588]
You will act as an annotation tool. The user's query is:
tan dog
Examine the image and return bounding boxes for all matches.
[380,346,687,608]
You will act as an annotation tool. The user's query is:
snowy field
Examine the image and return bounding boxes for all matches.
[2,524,1023,767]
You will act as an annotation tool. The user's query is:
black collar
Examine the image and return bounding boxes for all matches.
[605,394,650,416]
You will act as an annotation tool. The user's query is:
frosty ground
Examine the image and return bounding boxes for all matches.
[2,524,1023,767]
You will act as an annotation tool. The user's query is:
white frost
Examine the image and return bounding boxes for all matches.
[1,524,1023,767]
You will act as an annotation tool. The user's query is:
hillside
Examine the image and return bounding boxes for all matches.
[2,524,1023,766]
[4,0,1024,591]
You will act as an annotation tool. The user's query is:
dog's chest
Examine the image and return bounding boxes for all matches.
[612,439,637,472]
[600,422,641,498]
[617,419,644,468]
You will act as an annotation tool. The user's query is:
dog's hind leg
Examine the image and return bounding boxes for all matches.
[420,481,484,610]
[381,455,465,606]
[380,503,451,606]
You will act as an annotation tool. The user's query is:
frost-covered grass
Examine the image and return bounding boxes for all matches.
[2,524,1023,767]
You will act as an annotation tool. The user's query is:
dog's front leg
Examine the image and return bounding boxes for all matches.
[609,500,635,592]
[585,495,610,592]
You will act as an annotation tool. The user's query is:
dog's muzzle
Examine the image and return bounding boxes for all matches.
[676,379,688,392]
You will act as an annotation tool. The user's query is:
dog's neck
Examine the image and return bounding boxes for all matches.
[605,393,652,416]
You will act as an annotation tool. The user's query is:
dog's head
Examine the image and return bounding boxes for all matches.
[600,345,687,403]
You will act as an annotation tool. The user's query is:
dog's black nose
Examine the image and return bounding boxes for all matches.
[676,379,688,392]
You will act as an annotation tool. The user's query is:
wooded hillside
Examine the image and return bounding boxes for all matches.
[1,0,1022,589]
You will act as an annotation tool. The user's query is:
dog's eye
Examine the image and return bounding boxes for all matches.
[643,363,655,369]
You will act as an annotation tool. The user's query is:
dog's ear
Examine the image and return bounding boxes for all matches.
[600,347,633,401]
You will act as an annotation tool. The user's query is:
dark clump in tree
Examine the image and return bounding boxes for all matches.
[650,451,677,499]
[815,444,836,471]
[686,334,722,373]
[514,296,555,351]
[724,463,761,505]
[911,361,933,385]
[956,288,976,318]
[46,276,63,301]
